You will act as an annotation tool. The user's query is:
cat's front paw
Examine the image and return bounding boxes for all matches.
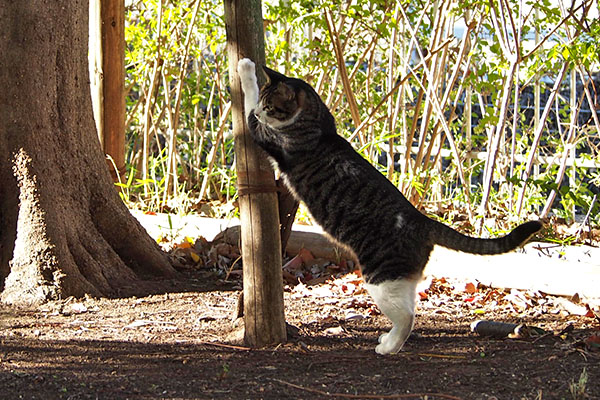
[237,58,256,79]
[237,58,259,118]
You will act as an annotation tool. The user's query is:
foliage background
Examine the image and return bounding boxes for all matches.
[122,0,600,234]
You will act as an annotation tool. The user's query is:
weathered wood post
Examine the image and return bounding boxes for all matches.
[89,0,126,182]
[224,0,287,347]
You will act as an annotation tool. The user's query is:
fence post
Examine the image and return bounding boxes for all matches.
[224,0,287,348]
[89,0,126,182]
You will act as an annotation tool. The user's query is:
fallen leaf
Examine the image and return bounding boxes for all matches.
[175,241,192,249]
[311,285,335,298]
[124,320,154,329]
[554,297,588,316]
[584,305,599,319]
[282,269,298,285]
[305,276,330,286]
[465,282,477,294]
[156,234,168,243]
[323,326,344,335]
[298,248,315,264]
[344,311,366,321]
[282,254,304,271]
[584,335,600,351]
[505,289,530,310]
[70,303,88,314]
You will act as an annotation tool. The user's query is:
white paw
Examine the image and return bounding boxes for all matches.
[376,331,393,354]
[237,58,256,78]
[375,340,403,355]
[237,58,259,118]
[375,342,392,355]
[374,328,407,355]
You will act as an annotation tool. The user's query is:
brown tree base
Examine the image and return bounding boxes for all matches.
[0,150,175,305]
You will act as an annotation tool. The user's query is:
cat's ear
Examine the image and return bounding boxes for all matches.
[262,66,287,84]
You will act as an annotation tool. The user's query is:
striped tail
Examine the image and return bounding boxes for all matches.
[431,220,542,255]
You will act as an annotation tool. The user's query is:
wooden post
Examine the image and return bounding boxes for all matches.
[224,0,287,347]
[89,0,126,182]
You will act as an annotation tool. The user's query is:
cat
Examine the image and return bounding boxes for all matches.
[237,58,542,355]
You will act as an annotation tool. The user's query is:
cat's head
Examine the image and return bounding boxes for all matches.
[254,67,320,130]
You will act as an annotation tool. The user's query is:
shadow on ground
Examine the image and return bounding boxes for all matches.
[1,325,597,400]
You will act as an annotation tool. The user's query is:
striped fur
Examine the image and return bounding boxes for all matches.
[246,65,541,284]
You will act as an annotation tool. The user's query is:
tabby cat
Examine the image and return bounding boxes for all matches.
[237,58,542,354]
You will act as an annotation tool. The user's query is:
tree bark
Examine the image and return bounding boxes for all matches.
[0,0,175,304]
[224,0,287,347]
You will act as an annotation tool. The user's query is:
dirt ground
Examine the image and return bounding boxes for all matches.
[1,260,599,400]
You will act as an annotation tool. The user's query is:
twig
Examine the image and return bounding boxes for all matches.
[515,61,570,215]
[163,0,201,200]
[348,37,454,142]
[574,194,597,239]
[521,1,589,61]
[410,352,466,360]
[224,253,243,282]
[273,378,463,399]
[198,341,251,351]
[540,78,583,219]
[198,101,232,201]
[324,9,363,144]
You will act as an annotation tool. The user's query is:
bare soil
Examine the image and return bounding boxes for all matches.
[1,263,599,400]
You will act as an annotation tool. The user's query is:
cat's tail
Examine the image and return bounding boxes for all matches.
[430,220,542,255]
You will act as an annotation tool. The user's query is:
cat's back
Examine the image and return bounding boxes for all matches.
[287,134,397,198]
[283,133,422,237]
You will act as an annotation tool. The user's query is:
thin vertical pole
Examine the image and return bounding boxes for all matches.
[224,0,287,348]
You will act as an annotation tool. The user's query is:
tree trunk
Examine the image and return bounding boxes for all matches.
[0,0,175,304]
[224,0,287,347]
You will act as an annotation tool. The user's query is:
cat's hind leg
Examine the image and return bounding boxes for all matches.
[237,58,259,119]
[364,278,418,355]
